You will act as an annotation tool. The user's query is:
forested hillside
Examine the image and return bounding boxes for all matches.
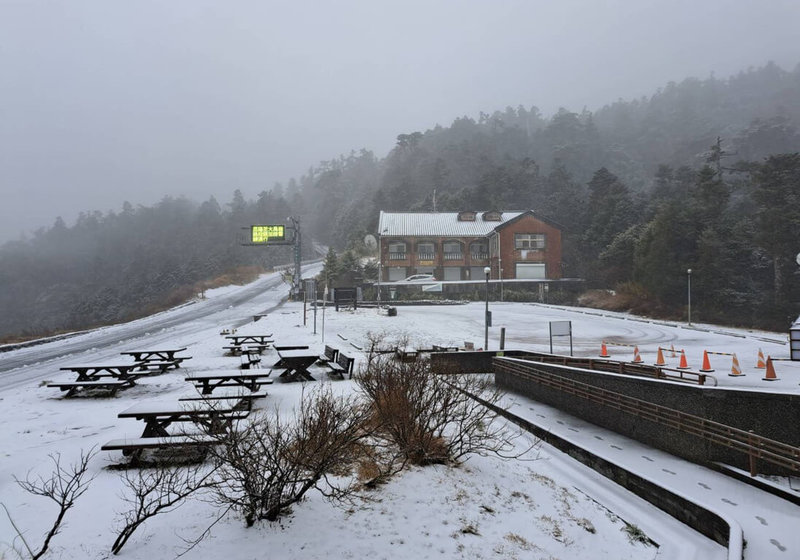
[2,62,800,339]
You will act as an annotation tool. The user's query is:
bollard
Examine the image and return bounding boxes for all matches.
[500,327,506,350]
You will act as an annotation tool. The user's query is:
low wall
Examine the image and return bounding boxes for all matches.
[430,349,529,373]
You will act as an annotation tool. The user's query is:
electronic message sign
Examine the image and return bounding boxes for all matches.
[251,225,286,243]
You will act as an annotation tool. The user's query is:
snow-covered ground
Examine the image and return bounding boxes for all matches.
[2,273,799,559]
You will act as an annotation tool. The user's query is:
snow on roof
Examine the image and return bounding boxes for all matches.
[378,211,525,237]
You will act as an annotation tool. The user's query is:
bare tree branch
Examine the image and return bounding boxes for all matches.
[7,447,96,559]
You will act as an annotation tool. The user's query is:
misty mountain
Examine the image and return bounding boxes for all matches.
[2,62,800,339]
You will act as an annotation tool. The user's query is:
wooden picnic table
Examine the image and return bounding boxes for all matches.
[48,364,148,396]
[117,399,248,438]
[185,370,274,394]
[120,348,188,362]
[101,399,247,459]
[273,344,310,352]
[225,334,273,347]
[273,349,319,382]
[59,364,143,380]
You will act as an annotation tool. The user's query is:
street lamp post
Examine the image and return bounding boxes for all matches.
[687,268,692,326]
[484,266,491,350]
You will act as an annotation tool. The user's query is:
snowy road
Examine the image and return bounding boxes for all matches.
[0,268,304,390]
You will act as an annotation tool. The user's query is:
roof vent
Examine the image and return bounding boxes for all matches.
[457,211,477,222]
[482,211,502,221]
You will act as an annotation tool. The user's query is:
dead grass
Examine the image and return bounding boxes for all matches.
[202,266,263,290]
[577,284,677,320]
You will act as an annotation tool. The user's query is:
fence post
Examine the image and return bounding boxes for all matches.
[500,327,506,350]
[747,430,757,477]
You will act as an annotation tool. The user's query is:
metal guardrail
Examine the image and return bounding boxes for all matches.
[514,352,708,385]
[495,357,800,474]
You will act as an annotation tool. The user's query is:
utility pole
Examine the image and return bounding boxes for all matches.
[289,216,302,298]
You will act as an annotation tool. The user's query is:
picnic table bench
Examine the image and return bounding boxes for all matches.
[131,360,187,374]
[272,348,318,382]
[100,434,220,458]
[326,352,355,379]
[48,364,149,397]
[179,390,268,406]
[185,371,274,394]
[223,343,271,356]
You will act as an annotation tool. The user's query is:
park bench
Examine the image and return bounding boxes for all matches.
[394,348,418,362]
[240,349,262,369]
[318,344,339,365]
[326,352,355,379]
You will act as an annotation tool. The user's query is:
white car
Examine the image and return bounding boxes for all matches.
[402,274,435,282]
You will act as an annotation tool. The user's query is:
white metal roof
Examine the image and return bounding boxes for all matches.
[378,211,525,237]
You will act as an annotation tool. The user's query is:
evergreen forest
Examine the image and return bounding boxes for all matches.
[2,62,800,340]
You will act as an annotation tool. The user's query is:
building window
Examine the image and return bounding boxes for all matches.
[388,241,406,260]
[443,241,463,260]
[515,233,546,250]
[416,241,435,261]
[470,241,488,260]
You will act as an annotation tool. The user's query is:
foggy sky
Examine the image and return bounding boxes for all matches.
[1,0,799,242]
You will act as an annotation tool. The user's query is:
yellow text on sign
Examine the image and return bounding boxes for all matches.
[251,225,285,243]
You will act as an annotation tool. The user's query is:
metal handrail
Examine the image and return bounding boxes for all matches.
[495,357,800,473]
[516,352,708,385]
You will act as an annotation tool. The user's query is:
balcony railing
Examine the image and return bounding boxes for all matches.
[416,252,435,261]
[443,252,463,261]
[470,252,489,260]
[388,252,407,260]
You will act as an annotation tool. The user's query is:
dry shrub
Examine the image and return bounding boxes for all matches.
[207,386,370,526]
[356,339,517,466]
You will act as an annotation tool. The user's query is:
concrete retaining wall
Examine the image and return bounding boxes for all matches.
[431,350,800,475]
[493,356,800,475]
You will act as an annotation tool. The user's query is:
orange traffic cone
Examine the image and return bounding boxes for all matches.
[632,346,643,363]
[655,347,666,366]
[729,353,744,377]
[670,344,677,358]
[756,348,766,369]
[762,357,778,381]
[677,349,690,369]
[600,342,610,358]
[699,350,714,373]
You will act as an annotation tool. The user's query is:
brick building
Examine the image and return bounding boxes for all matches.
[377,210,562,281]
